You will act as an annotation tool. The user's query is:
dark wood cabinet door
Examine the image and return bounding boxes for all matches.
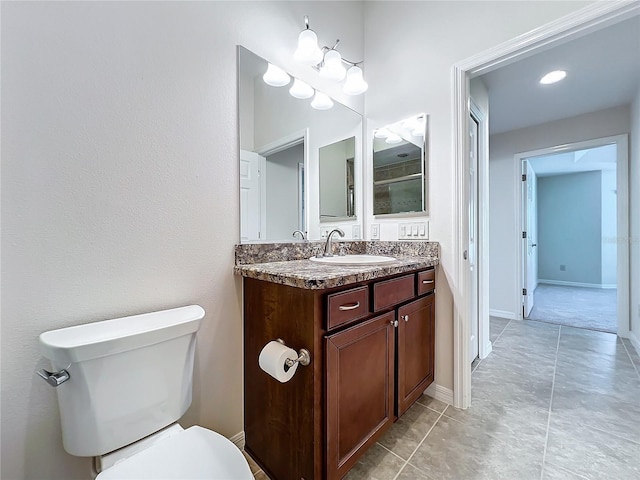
[397,294,435,416]
[326,312,395,480]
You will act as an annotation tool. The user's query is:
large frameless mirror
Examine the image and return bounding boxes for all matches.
[237,46,362,243]
[373,114,428,216]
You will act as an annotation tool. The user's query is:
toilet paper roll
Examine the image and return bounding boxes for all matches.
[258,341,299,383]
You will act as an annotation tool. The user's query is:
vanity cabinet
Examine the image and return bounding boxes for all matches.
[243,266,436,480]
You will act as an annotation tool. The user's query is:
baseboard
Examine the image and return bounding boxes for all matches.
[538,279,615,289]
[489,309,518,320]
[424,383,454,405]
[479,340,492,359]
[230,431,245,450]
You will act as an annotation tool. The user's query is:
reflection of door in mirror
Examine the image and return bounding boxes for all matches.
[373,114,428,216]
[240,150,265,242]
[319,137,356,221]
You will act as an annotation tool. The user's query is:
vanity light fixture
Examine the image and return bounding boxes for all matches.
[289,78,314,99]
[385,132,403,145]
[294,16,368,96]
[263,63,291,87]
[294,16,324,66]
[540,70,567,85]
[311,91,334,110]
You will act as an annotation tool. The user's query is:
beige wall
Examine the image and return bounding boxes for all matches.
[363,0,592,390]
[0,2,363,479]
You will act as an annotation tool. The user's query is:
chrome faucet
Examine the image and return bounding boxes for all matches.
[323,228,345,257]
[292,230,307,240]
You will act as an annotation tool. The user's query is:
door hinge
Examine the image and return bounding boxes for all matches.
[522,231,527,239]
[522,288,527,296]
[522,174,527,181]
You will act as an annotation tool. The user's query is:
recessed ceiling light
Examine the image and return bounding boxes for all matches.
[540,70,567,85]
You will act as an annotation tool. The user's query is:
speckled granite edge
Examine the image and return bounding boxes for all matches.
[234,241,440,290]
[235,240,438,265]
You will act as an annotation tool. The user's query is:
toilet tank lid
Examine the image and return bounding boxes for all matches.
[39,305,205,364]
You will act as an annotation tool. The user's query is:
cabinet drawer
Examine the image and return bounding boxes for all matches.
[327,286,369,330]
[373,274,415,312]
[417,269,435,295]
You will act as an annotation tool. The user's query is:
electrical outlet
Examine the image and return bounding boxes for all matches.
[352,225,361,239]
[371,224,380,240]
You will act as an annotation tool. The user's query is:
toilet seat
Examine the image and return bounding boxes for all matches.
[96,426,253,479]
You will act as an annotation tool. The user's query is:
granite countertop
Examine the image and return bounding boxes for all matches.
[234,241,439,290]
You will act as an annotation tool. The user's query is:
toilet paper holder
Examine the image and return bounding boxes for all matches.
[276,338,311,367]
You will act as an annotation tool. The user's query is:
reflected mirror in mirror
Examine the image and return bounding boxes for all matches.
[373,114,428,216]
[238,46,363,243]
[319,137,356,221]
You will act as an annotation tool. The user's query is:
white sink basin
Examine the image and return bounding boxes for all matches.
[309,254,396,266]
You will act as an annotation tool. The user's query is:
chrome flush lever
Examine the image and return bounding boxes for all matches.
[37,368,70,387]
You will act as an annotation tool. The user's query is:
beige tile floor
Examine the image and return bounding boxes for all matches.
[248,318,640,479]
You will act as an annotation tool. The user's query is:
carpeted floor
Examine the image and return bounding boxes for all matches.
[527,283,617,333]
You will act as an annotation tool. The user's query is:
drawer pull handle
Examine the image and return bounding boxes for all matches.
[422,280,435,285]
[338,302,360,311]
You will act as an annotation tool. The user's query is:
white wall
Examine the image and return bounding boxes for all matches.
[489,105,630,316]
[537,171,602,285]
[364,0,591,390]
[0,2,364,479]
[601,169,618,286]
[630,85,640,340]
[265,144,304,239]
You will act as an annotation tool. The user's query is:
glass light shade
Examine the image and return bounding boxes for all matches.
[540,70,566,85]
[343,65,368,95]
[310,91,334,110]
[385,133,402,144]
[294,29,323,66]
[374,128,390,139]
[263,63,290,87]
[412,127,425,137]
[289,78,314,99]
[319,50,346,81]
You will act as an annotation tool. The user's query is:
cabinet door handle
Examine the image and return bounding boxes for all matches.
[390,319,398,327]
[402,315,409,322]
[338,301,360,311]
[422,280,435,284]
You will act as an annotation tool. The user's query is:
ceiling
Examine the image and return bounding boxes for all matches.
[479,15,640,135]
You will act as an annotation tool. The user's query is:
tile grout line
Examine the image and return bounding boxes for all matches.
[390,406,448,480]
[540,324,562,480]
[472,319,513,374]
[620,337,640,380]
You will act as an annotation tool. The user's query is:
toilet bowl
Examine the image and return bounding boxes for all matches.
[96,425,252,479]
[38,305,252,480]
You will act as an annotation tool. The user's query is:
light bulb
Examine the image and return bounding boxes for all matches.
[319,50,346,81]
[294,29,323,66]
[386,133,402,144]
[289,78,314,99]
[343,65,368,95]
[311,91,334,110]
[263,63,290,87]
[374,128,390,139]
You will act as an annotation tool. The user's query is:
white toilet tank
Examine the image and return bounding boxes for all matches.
[39,305,205,457]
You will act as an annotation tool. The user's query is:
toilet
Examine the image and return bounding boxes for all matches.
[38,305,253,479]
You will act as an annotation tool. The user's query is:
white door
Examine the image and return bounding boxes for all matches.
[240,150,265,242]
[522,160,537,317]
[469,115,479,361]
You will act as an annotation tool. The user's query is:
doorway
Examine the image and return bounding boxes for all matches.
[519,140,621,333]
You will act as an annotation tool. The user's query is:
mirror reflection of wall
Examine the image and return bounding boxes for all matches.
[237,46,363,243]
[319,137,356,221]
[373,114,428,216]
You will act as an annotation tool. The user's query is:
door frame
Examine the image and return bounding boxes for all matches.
[514,135,630,335]
[452,1,639,409]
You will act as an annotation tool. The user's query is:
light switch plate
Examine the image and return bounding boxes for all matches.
[352,225,361,239]
[371,224,380,240]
